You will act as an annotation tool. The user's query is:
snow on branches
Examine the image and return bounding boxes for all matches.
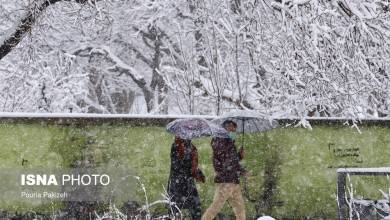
[0,0,389,118]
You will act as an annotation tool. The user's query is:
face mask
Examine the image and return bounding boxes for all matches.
[228,132,236,140]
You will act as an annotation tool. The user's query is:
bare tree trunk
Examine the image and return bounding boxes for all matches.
[235,34,242,105]
[39,81,51,112]
[149,26,168,114]
[187,0,208,74]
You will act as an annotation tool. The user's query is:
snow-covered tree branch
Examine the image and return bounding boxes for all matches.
[0,0,389,117]
[0,0,97,60]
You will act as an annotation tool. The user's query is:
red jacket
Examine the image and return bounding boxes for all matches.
[211,137,246,184]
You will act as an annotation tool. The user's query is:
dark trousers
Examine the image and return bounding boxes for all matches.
[171,195,202,220]
[189,195,202,220]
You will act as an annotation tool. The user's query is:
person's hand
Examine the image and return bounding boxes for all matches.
[195,176,205,183]
[195,169,206,183]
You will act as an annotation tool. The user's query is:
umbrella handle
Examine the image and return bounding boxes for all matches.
[241,120,245,148]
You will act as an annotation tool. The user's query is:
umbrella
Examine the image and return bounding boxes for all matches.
[212,110,278,146]
[166,118,228,140]
[212,109,279,155]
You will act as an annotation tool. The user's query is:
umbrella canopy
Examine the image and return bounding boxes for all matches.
[166,118,228,140]
[212,110,278,133]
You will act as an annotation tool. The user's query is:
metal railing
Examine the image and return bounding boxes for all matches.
[337,167,390,220]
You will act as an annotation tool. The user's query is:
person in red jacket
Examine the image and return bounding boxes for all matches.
[202,120,248,220]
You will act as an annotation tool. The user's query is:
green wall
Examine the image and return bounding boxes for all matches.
[0,123,389,219]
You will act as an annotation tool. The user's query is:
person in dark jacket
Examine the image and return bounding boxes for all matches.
[202,120,248,220]
[167,137,205,220]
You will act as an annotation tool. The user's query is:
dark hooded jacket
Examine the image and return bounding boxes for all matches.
[211,137,246,184]
[167,140,204,209]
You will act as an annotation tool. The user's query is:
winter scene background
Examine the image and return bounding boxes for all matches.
[0,0,389,117]
[0,0,390,220]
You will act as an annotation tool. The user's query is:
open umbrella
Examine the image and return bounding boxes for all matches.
[212,110,278,146]
[166,118,228,140]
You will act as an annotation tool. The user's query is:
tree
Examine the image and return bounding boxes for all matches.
[0,0,389,117]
